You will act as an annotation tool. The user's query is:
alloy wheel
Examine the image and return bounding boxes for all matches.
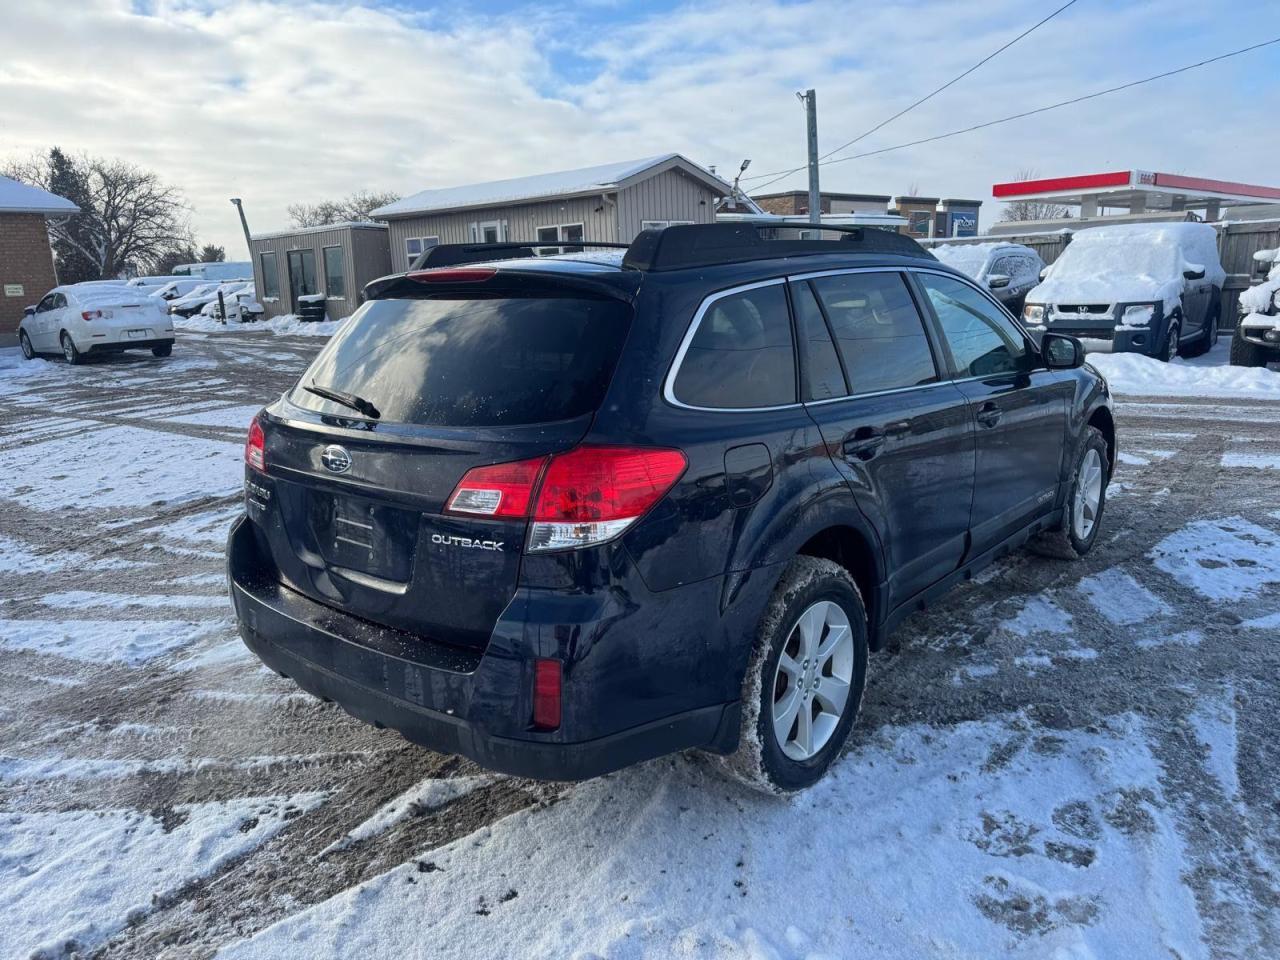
[19,332,34,359]
[62,335,75,362]
[1072,448,1103,541]
[770,600,854,761]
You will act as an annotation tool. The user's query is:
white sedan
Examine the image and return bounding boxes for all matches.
[18,284,175,364]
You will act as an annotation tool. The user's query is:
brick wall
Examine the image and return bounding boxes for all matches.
[0,213,57,337]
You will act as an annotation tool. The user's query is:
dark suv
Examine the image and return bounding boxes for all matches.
[227,223,1115,793]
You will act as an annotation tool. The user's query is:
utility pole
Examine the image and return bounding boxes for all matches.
[798,89,820,235]
[229,198,253,257]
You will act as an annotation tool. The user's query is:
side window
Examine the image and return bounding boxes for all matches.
[36,294,57,312]
[916,272,1031,378]
[809,272,938,395]
[790,281,846,401]
[53,294,68,309]
[989,256,1013,277]
[673,284,796,409]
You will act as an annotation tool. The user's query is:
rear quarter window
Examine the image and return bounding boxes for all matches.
[292,294,632,427]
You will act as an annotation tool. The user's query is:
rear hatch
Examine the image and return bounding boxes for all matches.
[253,279,633,651]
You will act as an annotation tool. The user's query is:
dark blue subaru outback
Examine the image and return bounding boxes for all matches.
[227,223,1115,793]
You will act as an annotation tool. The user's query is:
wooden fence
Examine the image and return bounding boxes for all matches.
[923,219,1280,329]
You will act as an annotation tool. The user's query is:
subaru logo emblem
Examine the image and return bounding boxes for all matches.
[320,445,351,474]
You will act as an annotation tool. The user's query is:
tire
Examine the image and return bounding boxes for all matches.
[716,556,869,794]
[19,330,35,360]
[1030,426,1109,560]
[1183,304,1219,358]
[60,331,82,365]
[152,343,173,358]
[1158,321,1180,362]
[1230,333,1270,368]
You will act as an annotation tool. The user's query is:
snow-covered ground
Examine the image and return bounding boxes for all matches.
[2,333,1279,959]
[173,313,346,337]
[1089,338,1280,399]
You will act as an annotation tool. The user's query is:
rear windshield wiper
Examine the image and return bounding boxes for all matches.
[304,382,381,420]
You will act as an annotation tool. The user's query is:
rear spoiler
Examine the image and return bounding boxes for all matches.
[410,241,630,270]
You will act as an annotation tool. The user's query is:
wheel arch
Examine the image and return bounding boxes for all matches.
[1086,404,1116,475]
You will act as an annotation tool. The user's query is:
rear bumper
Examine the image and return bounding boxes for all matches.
[85,336,174,353]
[227,515,738,780]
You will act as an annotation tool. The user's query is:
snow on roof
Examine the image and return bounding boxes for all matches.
[1067,221,1219,245]
[251,221,389,241]
[372,154,728,218]
[0,175,78,216]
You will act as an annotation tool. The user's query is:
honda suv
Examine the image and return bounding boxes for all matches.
[227,223,1115,793]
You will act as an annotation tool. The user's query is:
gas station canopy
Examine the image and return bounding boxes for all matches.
[992,170,1280,218]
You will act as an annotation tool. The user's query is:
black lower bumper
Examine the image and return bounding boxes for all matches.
[228,516,738,781]
[86,337,174,354]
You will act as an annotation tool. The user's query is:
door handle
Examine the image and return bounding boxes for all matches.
[976,402,1002,428]
[843,428,885,461]
[884,419,911,438]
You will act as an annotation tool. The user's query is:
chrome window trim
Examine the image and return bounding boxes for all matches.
[663,277,803,413]
[803,377,956,407]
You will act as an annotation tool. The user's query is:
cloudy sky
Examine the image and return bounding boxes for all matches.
[2,0,1276,254]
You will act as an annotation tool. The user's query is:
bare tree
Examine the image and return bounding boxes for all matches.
[287,190,400,228]
[4,148,193,279]
[999,169,1070,223]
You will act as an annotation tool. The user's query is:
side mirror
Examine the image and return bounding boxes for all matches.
[1039,267,1050,281]
[1256,259,1272,277]
[1042,332,1085,370]
[23,305,36,317]
[1183,264,1206,281]
[987,274,1011,289]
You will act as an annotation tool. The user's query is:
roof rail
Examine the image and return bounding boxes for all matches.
[621,221,935,272]
[411,240,631,269]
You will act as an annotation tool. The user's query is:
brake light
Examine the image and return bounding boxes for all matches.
[445,445,686,552]
[245,415,265,471]
[81,309,113,321]
[407,267,497,283]
[532,658,562,730]
[446,456,546,518]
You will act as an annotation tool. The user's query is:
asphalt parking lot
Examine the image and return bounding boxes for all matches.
[2,331,1279,959]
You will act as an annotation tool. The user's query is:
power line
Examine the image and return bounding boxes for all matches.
[746,36,1280,193]
[744,0,1080,191]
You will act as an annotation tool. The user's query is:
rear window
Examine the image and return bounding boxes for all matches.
[291,295,632,427]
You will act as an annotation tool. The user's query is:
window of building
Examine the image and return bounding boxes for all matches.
[641,220,695,231]
[907,211,932,237]
[916,272,1031,378]
[672,284,796,409]
[534,222,586,256]
[405,236,440,266]
[809,272,938,395]
[323,245,346,299]
[259,252,280,299]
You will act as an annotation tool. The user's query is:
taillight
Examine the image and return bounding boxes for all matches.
[446,456,547,518]
[407,267,497,283]
[245,415,265,471]
[532,658,562,730]
[445,445,686,552]
[81,309,113,321]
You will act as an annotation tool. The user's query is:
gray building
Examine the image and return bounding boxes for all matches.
[249,222,391,321]
[371,154,731,272]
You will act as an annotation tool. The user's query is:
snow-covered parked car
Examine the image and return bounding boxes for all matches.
[1233,247,1280,368]
[167,280,249,318]
[1022,222,1225,362]
[198,283,263,323]
[931,241,1045,315]
[18,284,175,364]
[148,278,211,302]
[126,275,199,292]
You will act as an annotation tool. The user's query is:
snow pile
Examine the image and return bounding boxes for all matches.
[1088,351,1280,398]
[220,715,1206,960]
[174,313,346,337]
[2,794,326,958]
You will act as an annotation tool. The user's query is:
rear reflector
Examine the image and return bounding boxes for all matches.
[245,414,265,471]
[407,267,497,284]
[532,658,562,730]
[445,445,687,552]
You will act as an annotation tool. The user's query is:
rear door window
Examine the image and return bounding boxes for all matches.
[293,294,632,427]
[790,281,847,401]
[672,283,797,409]
[809,272,938,396]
